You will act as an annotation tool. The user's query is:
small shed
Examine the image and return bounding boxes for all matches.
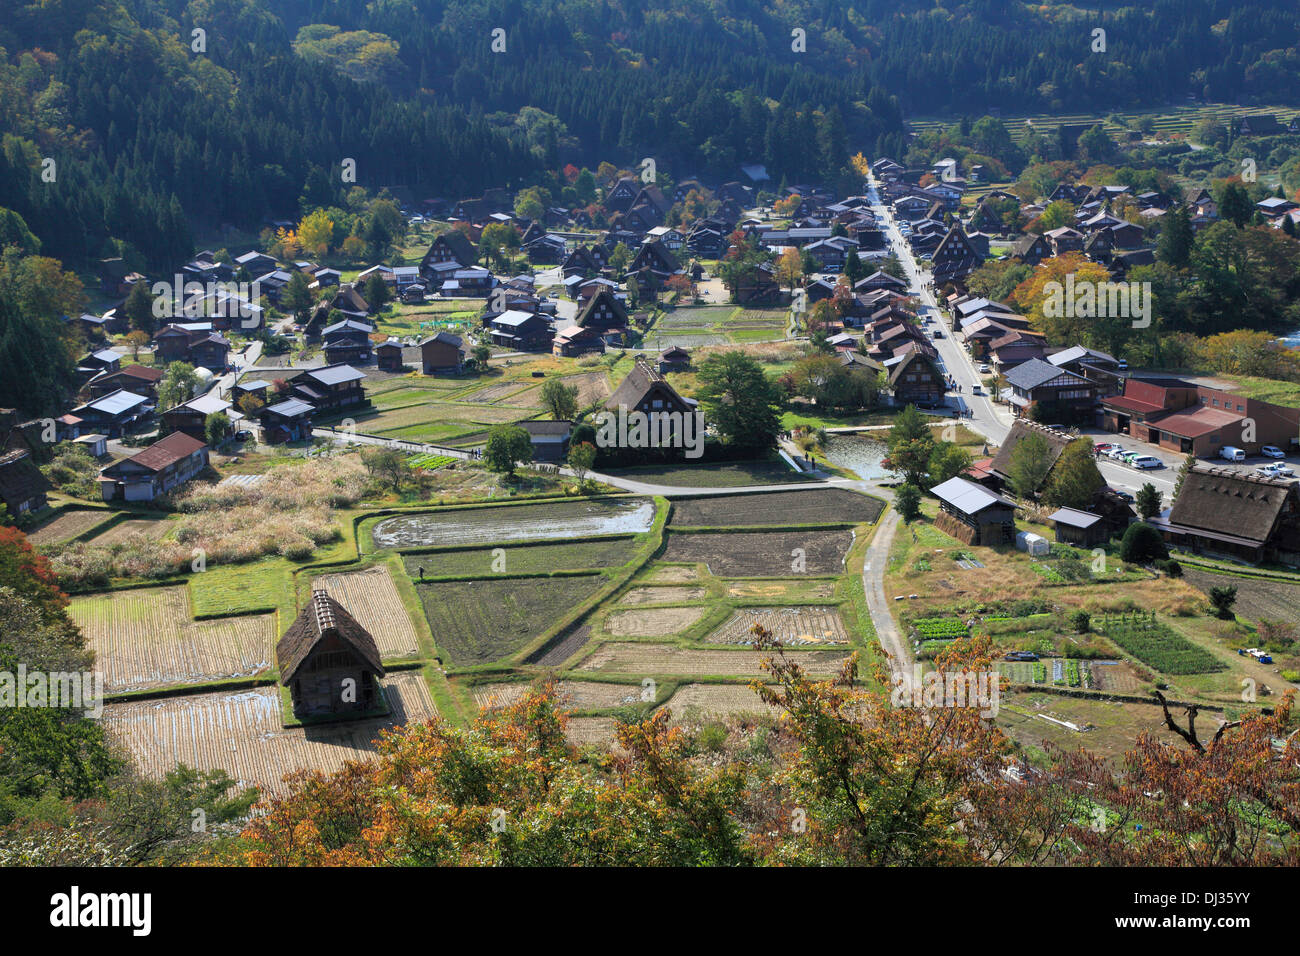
[930,476,1018,546]
[1049,507,1109,547]
[1015,530,1050,556]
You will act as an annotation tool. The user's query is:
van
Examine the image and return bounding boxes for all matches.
[1219,446,1245,462]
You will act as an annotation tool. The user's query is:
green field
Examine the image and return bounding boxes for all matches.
[1098,616,1227,676]
[414,574,606,665]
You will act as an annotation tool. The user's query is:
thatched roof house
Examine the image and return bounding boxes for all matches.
[277,590,386,719]
[1159,466,1300,566]
[988,420,1075,495]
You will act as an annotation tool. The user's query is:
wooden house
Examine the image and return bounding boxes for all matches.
[552,324,605,358]
[420,333,465,374]
[1002,358,1097,423]
[259,398,314,444]
[277,590,386,719]
[376,341,406,372]
[290,365,368,415]
[887,348,946,406]
[419,231,478,278]
[575,289,628,334]
[930,477,1018,546]
[0,450,51,518]
[1049,507,1110,547]
[1160,466,1300,566]
[71,390,150,438]
[98,431,209,502]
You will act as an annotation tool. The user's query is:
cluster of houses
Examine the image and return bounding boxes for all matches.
[926,416,1300,569]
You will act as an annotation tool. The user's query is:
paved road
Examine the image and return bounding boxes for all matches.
[864,173,1176,501]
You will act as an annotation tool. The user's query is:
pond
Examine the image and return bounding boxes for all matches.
[821,434,895,481]
[372,497,656,548]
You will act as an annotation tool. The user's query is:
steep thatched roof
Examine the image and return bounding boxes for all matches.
[276,590,385,683]
[0,449,51,509]
[989,420,1075,489]
[1167,466,1297,545]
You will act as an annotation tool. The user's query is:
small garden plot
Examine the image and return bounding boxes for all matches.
[1098,615,1227,675]
[70,587,275,693]
[312,566,421,659]
[707,606,848,646]
[619,586,709,605]
[727,580,836,600]
[415,575,605,665]
[559,371,613,406]
[28,509,115,547]
[405,537,639,578]
[461,382,534,404]
[406,453,456,470]
[102,673,436,795]
[579,642,847,678]
[1088,661,1143,693]
[89,517,176,547]
[375,497,655,548]
[472,680,643,712]
[646,565,700,583]
[662,530,854,577]
[604,606,708,637]
[669,488,883,527]
[658,683,780,721]
[909,617,969,641]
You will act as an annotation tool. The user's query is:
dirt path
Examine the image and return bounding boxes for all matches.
[861,501,912,680]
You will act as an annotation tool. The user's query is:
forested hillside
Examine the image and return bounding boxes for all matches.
[2,0,1299,270]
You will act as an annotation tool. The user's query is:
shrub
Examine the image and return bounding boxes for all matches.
[1154,558,1183,577]
[1119,522,1168,564]
[1070,610,1091,633]
[894,482,922,522]
[1208,585,1237,620]
[695,721,729,753]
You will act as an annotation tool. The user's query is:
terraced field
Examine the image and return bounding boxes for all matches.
[102,673,437,794]
[403,537,640,578]
[311,566,422,659]
[661,529,855,576]
[578,642,847,678]
[603,605,709,637]
[669,489,883,527]
[658,683,780,721]
[706,606,849,646]
[69,587,275,692]
[415,574,606,665]
[471,679,644,711]
[89,517,175,546]
[28,509,116,546]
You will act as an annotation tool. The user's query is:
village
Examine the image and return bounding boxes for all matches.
[0,109,1298,810]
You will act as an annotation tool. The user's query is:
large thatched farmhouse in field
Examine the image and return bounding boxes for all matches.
[1157,466,1300,566]
[277,590,387,719]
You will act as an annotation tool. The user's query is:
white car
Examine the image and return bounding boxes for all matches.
[977,363,991,374]
[1261,445,1286,459]
[1131,455,1163,470]
[1257,462,1294,477]
[1107,447,1130,461]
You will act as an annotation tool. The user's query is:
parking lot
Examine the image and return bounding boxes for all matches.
[1088,433,1298,483]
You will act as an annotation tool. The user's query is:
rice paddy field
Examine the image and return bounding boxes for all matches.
[644,304,789,348]
[310,566,422,659]
[28,509,118,546]
[69,586,276,693]
[576,642,848,678]
[102,673,437,795]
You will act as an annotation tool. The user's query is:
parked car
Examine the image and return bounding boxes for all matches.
[1117,360,1129,371]
[971,384,982,395]
[932,329,943,338]
[1004,651,1039,662]
[1219,446,1246,462]
[1113,489,1136,504]
[978,363,991,373]
[234,429,252,441]
[1107,446,1130,461]
[1132,455,1164,469]
[1261,445,1286,459]
[1257,462,1294,477]
[1094,442,1115,454]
